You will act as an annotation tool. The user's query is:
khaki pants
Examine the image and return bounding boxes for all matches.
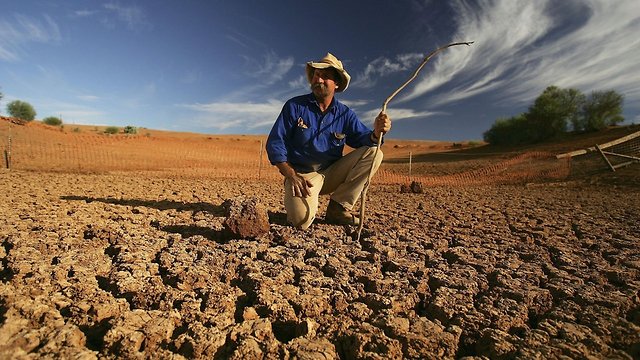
[284,146,383,229]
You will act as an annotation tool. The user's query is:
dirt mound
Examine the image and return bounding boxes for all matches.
[1,171,638,358]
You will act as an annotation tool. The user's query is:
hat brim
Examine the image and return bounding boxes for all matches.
[306,62,351,92]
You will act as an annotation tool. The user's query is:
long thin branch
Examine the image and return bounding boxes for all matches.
[356,41,474,242]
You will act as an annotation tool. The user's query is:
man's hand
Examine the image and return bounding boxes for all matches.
[288,173,313,198]
[373,112,391,139]
[275,162,313,198]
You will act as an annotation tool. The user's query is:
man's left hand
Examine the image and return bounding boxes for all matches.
[374,112,391,139]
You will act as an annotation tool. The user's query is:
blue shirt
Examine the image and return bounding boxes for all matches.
[266,93,377,173]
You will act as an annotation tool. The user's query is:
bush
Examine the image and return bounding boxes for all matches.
[43,116,63,126]
[6,100,37,121]
[104,126,120,134]
[123,126,137,134]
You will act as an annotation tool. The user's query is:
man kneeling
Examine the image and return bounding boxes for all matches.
[266,53,391,229]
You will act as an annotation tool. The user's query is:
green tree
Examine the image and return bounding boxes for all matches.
[483,114,532,146]
[7,100,37,121]
[43,116,63,126]
[527,86,585,141]
[580,90,624,132]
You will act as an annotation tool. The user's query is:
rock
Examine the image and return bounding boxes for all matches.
[223,196,270,239]
[400,181,424,194]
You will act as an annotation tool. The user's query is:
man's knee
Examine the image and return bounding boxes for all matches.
[288,211,314,229]
[361,146,383,168]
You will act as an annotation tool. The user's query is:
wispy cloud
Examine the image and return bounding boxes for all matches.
[35,99,106,124]
[72,10,99,18]
[0,14,61,61]
[242,51,295,86]
[179,99,283,130]
[103,3,150,30]
[177,51,297,132]
[361,108,442,126]
[401,0,640,109]
[352,53,424,89]
[288,75,308,92]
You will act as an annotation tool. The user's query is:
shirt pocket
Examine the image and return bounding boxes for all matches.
[292,123,313,148]
[331,132,346,147]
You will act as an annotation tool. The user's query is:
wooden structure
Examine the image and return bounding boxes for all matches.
[557,130,640,172]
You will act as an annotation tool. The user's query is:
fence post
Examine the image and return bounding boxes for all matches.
[259,139,264,179]
[409,151,412,177]
[4,125,11,169]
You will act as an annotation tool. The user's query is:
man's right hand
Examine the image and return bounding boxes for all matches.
[276,162,313,198]
[287,174,313,198]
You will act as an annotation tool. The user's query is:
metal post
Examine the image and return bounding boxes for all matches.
[409,151,412,177]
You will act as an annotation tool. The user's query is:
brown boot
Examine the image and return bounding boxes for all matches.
[325,200,360,226]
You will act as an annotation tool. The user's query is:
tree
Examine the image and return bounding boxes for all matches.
[483,114,533,146]
[580,90,624,132]
[526,86,585,141]
[7,100,37,121]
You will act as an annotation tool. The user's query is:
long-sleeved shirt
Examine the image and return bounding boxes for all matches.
[266,93,377,173]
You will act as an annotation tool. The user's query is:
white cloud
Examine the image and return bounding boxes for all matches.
[0,14,61,61]
[179,99,283,130]
[72,10,98,18]
[102,3,151,30]
[360,107,442,126]
[242,51,295,85]
[352,53,424,89]
[401,0,640,110]
[288,75,308,91]
[341,99,371,108]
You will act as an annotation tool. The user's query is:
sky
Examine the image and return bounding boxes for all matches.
[1,0,639,141]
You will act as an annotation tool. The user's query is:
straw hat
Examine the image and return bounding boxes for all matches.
[306,53,351,92]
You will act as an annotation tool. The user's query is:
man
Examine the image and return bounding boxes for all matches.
[266,53,391,229]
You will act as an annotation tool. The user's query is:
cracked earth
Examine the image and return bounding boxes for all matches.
[1,170,639,359]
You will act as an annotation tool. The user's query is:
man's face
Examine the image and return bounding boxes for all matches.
[311,68,339,98]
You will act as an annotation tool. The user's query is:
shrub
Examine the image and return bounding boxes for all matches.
[43,116,63,126]
[6,100,37,121]
[123,126,137,134]
[104,126,120,134]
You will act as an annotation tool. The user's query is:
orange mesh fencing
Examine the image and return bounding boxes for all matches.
[1,117,571,186]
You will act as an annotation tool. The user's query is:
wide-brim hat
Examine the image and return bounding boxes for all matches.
[305,53,351,92]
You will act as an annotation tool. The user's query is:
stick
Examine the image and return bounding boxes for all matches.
[356,41,474,241]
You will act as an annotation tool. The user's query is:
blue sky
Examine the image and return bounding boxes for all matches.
[1,0,639,141]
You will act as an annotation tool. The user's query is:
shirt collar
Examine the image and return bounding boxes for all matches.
[308,93,336,113]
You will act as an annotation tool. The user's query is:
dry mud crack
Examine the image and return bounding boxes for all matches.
[0,171,639,359]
